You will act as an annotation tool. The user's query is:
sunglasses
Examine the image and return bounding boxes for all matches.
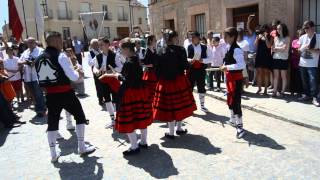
[304,26,310,30]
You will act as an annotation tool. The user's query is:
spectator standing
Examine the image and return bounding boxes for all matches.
[254,24,273,95]
[298,21,320,107]
[19,37,46,117]
[3,46,23,103]
[208,37,224,92]
[272,23,291,97]
[290,29,304,95]
[237,29,250,88]
[72,36,84,65]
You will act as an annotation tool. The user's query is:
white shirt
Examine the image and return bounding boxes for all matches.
[273,37,290,60]
[187,44,212,64]
[93,53,108,71]
[237,40,250,52]
[58,52,79,81]
[299,33,320,67]
[19,47,44,82]
[211,45,225,67]
[136,47,146,60]
[115,51,125,73]
[87,49,100,67]
[4,56,21,81]
[226,48,246,71]
[184,39,192,51]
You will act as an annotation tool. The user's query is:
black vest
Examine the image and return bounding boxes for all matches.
[223,43,242,72]
[96,51,116,69]
[89,50,96,59]
[35,47,70,87]
[187,44,208,59]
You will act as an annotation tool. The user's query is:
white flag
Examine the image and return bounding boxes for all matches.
[34,0,45,44]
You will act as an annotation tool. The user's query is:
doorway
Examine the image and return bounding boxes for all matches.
[233,5,259,30]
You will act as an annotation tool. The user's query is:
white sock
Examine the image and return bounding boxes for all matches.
[199,93,205,107]
[105,102,115,122]
[76,124,86,152]
[140,129,147,145]
[127,131,138,149]
[176,121,183,131]
[168,121,175,135]
[235,115,243,132]
[65,110,71,121]
[47,131,58,158]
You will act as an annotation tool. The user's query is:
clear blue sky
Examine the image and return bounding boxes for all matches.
[0,1,9,33]
[0,0,148,34]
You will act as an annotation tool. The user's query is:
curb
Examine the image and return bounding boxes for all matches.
[205,93,320,132]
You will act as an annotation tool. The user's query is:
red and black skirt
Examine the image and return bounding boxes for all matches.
[99,76,121,93]
[142,69,158,101]
[153,74,197,122]
[115,87,153,133]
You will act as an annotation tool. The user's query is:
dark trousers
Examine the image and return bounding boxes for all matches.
[290,68,303,95]
[300,67,319,98]
[93,75,116,103]
[228,79,243,117]
[208,71,222,89]
[189,68,206,93]
[76,53,82,65]
[0,92,15,127]
[46,90,86,131]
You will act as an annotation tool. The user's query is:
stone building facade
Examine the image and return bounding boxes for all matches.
[149,0,301,42]
[11,0,148,41]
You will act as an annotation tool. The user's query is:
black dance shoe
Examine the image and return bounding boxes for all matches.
[123,147,140,156]
[164,133,175,139]
[176,129,188,135]
[138,143,148,149]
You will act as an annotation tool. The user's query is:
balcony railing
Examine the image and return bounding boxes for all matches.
[118,13,128,21]
[44,9,53,19]
[104,12,112,21]
[57,10,72,20]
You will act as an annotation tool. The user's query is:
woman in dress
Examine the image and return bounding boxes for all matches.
[100,38,153,156]
[153,29,197,139]
[255,24,273,95]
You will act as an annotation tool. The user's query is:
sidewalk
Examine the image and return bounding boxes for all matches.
[205,84,320,131]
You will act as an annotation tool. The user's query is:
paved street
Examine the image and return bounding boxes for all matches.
[0,56,320,179]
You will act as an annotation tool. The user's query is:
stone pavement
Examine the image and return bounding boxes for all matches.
[206,82,320,131]
[0,54,320,179]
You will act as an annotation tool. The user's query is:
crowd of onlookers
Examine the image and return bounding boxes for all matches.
[187,16,320,107]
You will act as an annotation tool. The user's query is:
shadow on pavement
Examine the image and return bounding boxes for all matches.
[242,130,286,150]
[193,112,229,127]
[124,144,179,179]
[160,134,222,155]
[54,156,104,180]
[0,129,10,147]
[111,130,129,147]
[58,131,78,156]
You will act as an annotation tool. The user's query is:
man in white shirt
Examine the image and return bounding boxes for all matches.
[92,37,118,128]
[35,31,95,162]
[19,37,46,117]
[298,21,320,106]
[135,39,146,61]
[184,31,193,50]
[187,31,212,112]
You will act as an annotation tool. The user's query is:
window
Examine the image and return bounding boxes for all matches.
[58,1,67,19]
[139,17,142,24]
[118,6,128,21]
[102,5,110,20]
[301,0,320,32]
[62,27,71,40]
[194,14,206,37]
[104,27,110,38]
[80,2,91,13]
